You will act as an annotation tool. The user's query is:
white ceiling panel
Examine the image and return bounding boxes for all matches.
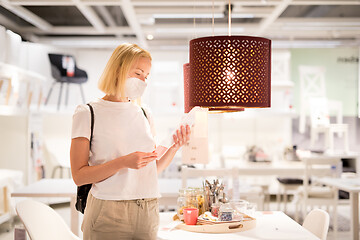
[0,0,359,49]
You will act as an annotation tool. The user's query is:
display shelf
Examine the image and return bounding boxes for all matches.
[271,81,294,90]
[0,105,30,116]
[0,62,46,111]
[0,62,46,83]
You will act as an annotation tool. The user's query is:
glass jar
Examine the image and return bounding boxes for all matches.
[245,202,256,218]
[219,203,233,221]
[185,188,198,209]
[229,199,248,214]
[177,188,186,220]
[211,202,220,217]
[229,199,248,221]
[194,187,205,215]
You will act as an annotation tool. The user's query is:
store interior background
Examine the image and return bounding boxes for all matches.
[0,3,359,238]
[0,29,358,184]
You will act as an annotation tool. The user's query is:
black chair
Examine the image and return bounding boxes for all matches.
[45,53,88,110]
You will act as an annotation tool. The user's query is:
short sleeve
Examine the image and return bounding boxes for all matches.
[71,104,91,140]
[141,105,156,138]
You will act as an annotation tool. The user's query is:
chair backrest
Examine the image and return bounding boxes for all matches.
[302,156,341,196]
[48,53,76,77]
[302,209,330,240]
[44,138,71,168]
[16,199,80,240]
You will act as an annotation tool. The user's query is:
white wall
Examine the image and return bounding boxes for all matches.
[0,26,6,62]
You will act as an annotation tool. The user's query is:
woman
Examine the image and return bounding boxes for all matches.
[70,43,190,240]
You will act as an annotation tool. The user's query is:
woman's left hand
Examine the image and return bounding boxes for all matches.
[172,125,191,150]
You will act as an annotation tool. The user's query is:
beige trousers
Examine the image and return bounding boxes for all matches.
[82,193,159,240]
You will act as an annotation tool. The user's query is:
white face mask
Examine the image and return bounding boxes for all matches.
[124,77,147,100]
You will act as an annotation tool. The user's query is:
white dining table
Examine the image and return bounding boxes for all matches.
[314,177,360,240]
[158,211,319,240]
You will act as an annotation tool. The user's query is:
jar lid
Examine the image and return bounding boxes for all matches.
[219,203,233,212]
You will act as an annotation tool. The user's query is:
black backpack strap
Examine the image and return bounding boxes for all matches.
[140,106,148,120]
[75,103,94,214]
[87,103,94,150]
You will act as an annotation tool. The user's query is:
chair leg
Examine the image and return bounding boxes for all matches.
[45,82,56,105]
[260,193,265,211]
[65,83,69,106]
[302,201,307,222]
[310,129,315,148]
[344,128,349,152]
[264,190,270,210]
[295,200,299,222]
[277,188,282,210]
[283,190,288,213]
[79,84,86,103]
[333,204,338,237]
[52,166,61,178]
[57,83,63,111]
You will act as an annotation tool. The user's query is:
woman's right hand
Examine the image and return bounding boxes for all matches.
[123,151,158,169]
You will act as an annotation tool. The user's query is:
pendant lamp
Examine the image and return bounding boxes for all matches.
[184,1,271,113]
[183,63,191,113]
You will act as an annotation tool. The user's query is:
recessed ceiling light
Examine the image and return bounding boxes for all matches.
[153,13,224,19]
[147,34,154,40]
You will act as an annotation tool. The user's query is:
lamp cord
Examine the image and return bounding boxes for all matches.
[212,0,214,36]
[193,0,196,38]
[228,0,232,36]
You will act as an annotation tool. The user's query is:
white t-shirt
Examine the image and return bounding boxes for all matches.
[71,98,161,200]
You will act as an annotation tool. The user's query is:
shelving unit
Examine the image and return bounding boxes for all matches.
[0,62,45,110]
[0,112,43,185]
[0,184,10,226]
[0,49,47,184]
[0,169,23,226]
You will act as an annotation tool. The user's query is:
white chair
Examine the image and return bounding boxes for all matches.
[43,138,71,178]
[303,209,330,240]
[294,156,340,236]
[277,177,303,213]
[16,199,80,240]
[309,97,349,153]
[299,66,326,134]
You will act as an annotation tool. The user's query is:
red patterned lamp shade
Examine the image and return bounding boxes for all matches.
[183,63,191,113]
[188,35,271,112]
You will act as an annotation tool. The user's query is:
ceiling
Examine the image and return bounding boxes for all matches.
[0,0,360,50]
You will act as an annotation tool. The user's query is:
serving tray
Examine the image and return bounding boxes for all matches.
[176,217,256,233]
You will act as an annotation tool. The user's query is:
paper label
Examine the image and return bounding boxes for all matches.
[155,145,168,160]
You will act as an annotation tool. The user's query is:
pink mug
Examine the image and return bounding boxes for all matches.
[183,208,199,225]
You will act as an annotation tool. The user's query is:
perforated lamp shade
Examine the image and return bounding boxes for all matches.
[188,35,271,112]
[183,63,191,113]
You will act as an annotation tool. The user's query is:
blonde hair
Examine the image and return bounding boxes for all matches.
[98,43,152,98]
